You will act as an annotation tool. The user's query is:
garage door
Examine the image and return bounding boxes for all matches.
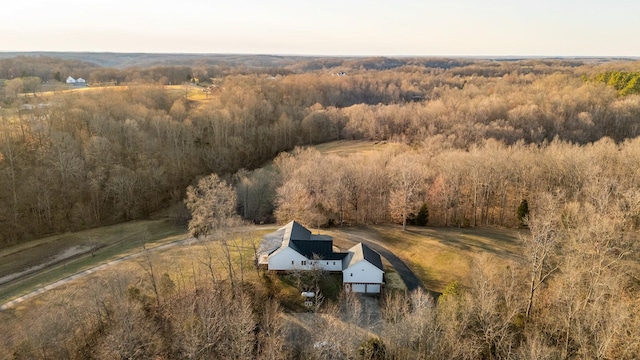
[366,284,381,293]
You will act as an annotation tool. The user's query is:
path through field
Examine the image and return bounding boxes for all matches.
[1,225,427,311]
[0,236,197,311]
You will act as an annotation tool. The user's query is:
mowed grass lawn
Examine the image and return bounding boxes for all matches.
[370,225,526,293]
[0,220,187,304]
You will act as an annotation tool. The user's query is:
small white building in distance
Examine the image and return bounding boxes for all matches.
[257,221,385,293]
[66,76,87,86]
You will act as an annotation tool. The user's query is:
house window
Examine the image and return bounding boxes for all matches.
[326,261,329,265]
[350,273,353,277]
[333,262,336,265]
[291,261,294,265]
[301,260,307,266]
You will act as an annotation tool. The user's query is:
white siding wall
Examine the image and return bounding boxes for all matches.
[319,260,343,272]
[269,248,344,271]
[268,248,308,270]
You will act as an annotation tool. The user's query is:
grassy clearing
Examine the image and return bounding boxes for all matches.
[372,225,525,293]
[313,140,399,156]
[1,220,525,315]
[0,220,187,304]
[18,83,213,105]
[164,84,211,102]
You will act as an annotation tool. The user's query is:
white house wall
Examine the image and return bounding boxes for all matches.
[317,259,343,272]
[269,247,308,270]
[343,261,384,292]
[269,248,344,271]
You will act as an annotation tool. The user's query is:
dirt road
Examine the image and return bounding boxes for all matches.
[0,236,197,311]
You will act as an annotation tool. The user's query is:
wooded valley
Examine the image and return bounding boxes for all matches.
[2,56,640,244]
[1,55,640,359]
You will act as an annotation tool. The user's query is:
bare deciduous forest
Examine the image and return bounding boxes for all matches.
[1,55,640,359]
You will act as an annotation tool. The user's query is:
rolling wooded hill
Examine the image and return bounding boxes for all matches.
[1,54,640,359]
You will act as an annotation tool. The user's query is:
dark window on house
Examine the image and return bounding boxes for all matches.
[291,261,294,265]
[350,273,353,277]
[333,262,336,265]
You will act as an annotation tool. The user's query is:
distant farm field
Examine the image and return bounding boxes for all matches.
[20,83,213,103]
[313,139,399,155]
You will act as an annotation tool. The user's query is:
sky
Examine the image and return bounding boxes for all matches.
[2,0,639,57]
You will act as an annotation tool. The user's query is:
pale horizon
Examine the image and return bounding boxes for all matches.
[2,0,639,57]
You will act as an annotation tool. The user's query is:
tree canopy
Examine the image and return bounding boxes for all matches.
[184,173,238,238]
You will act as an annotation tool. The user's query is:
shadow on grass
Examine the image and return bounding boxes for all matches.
[405,226,524,262]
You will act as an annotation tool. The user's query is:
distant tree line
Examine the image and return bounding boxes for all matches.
[0,56,97,82]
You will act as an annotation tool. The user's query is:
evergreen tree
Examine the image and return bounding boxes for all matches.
[517,199,529,226]
[415,203,429,226]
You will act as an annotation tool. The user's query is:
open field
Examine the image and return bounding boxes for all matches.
[0,220,187,305]
[306,225,523,294]
[313,139,399,156]
[0,220,523,308]
[18,83,214,104]
[0,221,532,357]
[334,225,525,293]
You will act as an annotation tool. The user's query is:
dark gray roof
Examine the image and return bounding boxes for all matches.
[288,220,311,240]
[290,239,348,260]
[258,221,349,261]
[362,243,383,270]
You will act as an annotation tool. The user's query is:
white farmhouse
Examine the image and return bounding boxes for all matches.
[257,221,385,293]
[258,221,347,272]
[66,76,76,84]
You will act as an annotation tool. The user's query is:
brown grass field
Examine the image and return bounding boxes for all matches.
[371,225,525,292]
[313,139,400,155]
[0,220,187,305]
[20,83,215,105]
[0,221,523,310]
[0,221,527,358]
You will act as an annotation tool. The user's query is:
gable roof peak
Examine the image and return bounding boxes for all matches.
[284,220,312,241]
[345,242,384,271]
